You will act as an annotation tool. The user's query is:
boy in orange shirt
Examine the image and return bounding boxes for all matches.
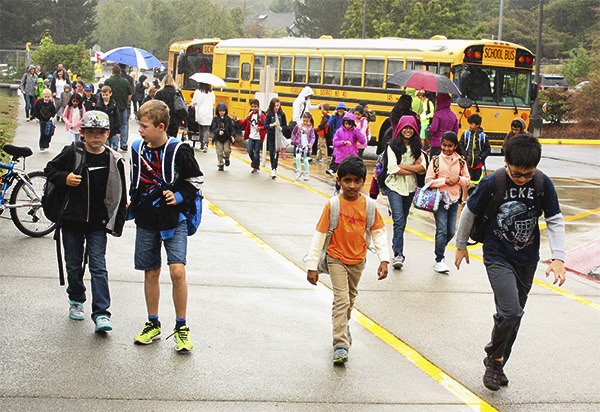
[306,156,389,364]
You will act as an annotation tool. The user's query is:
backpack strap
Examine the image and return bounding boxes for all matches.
[321,195,340,258]
[533,169,545,216]
[162,137,183,185]
[130,138,144,189]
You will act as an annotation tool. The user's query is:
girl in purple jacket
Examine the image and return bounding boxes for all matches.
[332,112,366,165]
[428,93,458,156]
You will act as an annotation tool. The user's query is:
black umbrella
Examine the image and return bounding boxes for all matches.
[387,69,462,95]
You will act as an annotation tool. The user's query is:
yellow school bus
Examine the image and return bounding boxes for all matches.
[167,38,220,102]
[211,36,535,153]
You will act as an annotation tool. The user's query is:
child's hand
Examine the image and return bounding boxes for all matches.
[219,130,224,135]
[377,262,388,280]
[344,141,351,146]
[546,259,566,286]
[454,248,470,269]
[163,190,177,206]
[66,173,82,187]
[446,176,459,186]
[307,270,319,285]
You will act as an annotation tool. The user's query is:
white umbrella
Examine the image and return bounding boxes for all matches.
[189,72,227,88]
[100,47,162,70]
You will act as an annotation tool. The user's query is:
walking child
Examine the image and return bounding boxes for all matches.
[325,102,348,176]
[315,103,330,162]
[459,113,491,189]
[96,85,121,150]
[129,100,203,352]
[291,112,315,181]
[33,89,57,150]
[63,93,85,142]
[331,112,366,193]
[82,83,98,112]
[454,134,566,391]
[425,131,470,273]
[44,111,127,333]
[210,102,236,171]
[306,156,389,364]
[353,105,370,157]
[238,98,266,174]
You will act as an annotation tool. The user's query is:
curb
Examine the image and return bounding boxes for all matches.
[538,138,600,145]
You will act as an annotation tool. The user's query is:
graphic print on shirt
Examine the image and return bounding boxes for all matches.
[494,186,538,250]
[139,147,165,207]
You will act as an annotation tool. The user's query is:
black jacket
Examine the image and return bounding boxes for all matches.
[96,98,121,136]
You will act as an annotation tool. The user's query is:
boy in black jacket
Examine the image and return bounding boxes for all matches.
[96,85,121,150]
[33,88,56,150]
[44,111,127,333]
[210,102,236,171]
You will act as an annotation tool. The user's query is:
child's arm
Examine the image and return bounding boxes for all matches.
[454,204,477,269]
[480,133,491,162]
[371,224,389,280]
[306,230,327,285]
[424,159,445,187]
[332,129,345,147]
[308,127,316,148]
[354,128,367,147]
[545,212,566,286]
[458,160,471,186]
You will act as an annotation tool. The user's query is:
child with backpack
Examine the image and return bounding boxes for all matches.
[306,156,389,364]
[454,134,565,392]
[33,88,56,151]
[43,111,127,333]
[129,100,204,352]
[315,103,331,162]
[459,114,491,189]
[238,98,266,174]
[425,131,470,274]
[291,112,316,181]
[330,112,366,193]
[210,102,236,171]
[63,93,85,142]
[95,85,121,150]
[379,115,426,269]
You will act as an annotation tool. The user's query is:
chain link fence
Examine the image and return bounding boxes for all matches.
[0,50,28,82]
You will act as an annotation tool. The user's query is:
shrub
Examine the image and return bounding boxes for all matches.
[568,77,600,127]
[538,89,571,124]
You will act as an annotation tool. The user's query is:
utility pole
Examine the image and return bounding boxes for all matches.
[362,0,367,39]
[529,0,544,137]
[498,0,504,40]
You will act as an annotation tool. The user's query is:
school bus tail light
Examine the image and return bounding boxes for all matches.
[464,46,483,63]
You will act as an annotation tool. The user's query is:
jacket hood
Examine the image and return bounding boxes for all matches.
[36,77,44,83]
[397,115,418,133]
[335,102,348,110]
[342,112,356,124]
[436,93,452,109]
[216,102,228,114]
[512,117,526,130]
[299,86,314,99]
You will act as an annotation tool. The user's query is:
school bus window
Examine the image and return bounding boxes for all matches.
[308,55,322,84]
[386,59,404,89]
[293,56,307,84]
[440,64,451,78]
[225,54,240,80]
[365,58,384,88]
[241,62,250,81]
[425,62,440,74]
[280,56,292,82]
[343,57,363,87]
[267,55,279,81]
[253,54,265,81]
[406,60,424,70]
[324,57,341,85]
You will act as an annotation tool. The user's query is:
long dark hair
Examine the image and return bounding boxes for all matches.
[267,97,280,115]
[441,131,465,157]
[389,126,422,161]
[389,94,413,126]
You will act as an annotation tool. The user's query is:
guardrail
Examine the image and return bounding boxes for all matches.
[0,83,19,97]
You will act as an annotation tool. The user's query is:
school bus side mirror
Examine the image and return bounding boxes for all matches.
[177,55,187,75]
[457,97,472,109]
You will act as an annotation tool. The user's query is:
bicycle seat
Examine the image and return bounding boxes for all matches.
[2,145,33,159]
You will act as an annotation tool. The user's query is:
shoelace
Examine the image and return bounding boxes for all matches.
[165,328,188,341]
[141,322,159,335]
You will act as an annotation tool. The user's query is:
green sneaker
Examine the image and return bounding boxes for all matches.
[172,326,193,352]
[134,321,161,345]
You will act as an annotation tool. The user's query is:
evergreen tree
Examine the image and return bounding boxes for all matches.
[290,0,349,38]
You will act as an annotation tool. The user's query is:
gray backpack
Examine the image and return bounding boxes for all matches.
[317,194,377,274]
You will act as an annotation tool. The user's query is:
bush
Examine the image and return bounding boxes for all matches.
[31,36,94,82]
[568,77,600,127]
[538,89,571,124]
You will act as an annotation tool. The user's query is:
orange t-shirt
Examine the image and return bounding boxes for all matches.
[316,195,385,265]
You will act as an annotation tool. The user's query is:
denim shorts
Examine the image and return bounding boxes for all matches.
[134,221,187,270]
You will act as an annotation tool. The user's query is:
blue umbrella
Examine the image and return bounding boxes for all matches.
[100,47,162,69]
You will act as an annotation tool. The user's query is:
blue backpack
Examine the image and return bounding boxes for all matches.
[130,137,203,236]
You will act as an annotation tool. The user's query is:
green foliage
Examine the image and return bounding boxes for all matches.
[539,89,570,124]
[32,36,94,82]
[561,45,593,85]
[290,0,349,38]
[269,0,294,13]
[568,78,600,126]
[342,0,409,38]
[0,94,19,163]
[397,0,475,39]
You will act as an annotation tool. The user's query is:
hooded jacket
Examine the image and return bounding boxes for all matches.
[503,117,529,149]
[459,126,491,169]
[192,89,215,126]
[20,66,37,96]
[292,86,319,123]
[332,113,366,163]
[210,103,236,143]
[429,94,458,147]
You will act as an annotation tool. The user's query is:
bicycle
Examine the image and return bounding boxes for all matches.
[0,144,55,237]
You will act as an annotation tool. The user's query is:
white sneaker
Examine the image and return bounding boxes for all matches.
[270,169,277,179]
[303,173,309,181]
[434,260,450,273]
[295,171,302,180]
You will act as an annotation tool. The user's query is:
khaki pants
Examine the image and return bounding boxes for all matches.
[327,255,365,348]
[316,136,328,162]
[215,140,231,166]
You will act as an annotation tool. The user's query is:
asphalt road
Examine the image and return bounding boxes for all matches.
[1,101,600,411]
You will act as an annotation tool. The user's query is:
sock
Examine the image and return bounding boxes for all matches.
[148,315,160,326]
[175,317,186,329]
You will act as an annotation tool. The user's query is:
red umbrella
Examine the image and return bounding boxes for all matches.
[387,69,462,95]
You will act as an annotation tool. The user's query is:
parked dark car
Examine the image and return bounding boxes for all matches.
[537,74,569,91]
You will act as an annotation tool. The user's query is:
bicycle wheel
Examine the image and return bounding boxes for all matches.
[9,170,56,237]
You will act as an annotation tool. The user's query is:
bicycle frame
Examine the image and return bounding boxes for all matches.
[0,159,42,211]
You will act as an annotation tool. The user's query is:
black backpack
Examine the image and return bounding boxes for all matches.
[470,168,545,243]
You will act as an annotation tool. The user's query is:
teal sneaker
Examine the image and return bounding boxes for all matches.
[94,315,112,333]
[68,301,84,321]
[134,321,161,345]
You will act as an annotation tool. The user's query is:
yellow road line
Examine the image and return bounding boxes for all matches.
[538,138,600,145]
[205,197,497,412]
[229,151,600,312]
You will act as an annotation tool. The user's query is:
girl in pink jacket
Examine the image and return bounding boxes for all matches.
[332,112,366,165]
[63,93,85,142]
[425,131,470,273]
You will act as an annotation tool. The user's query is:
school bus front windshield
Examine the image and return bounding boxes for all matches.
[454,65,532,107]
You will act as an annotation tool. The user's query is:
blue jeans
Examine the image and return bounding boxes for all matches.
[24,94,36,118]
[433,201,459,262]
[62,229,111,320]
[119,108,129,147]
[247,138,261,169]
[134,221,188,270]
[387,190,415,258]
